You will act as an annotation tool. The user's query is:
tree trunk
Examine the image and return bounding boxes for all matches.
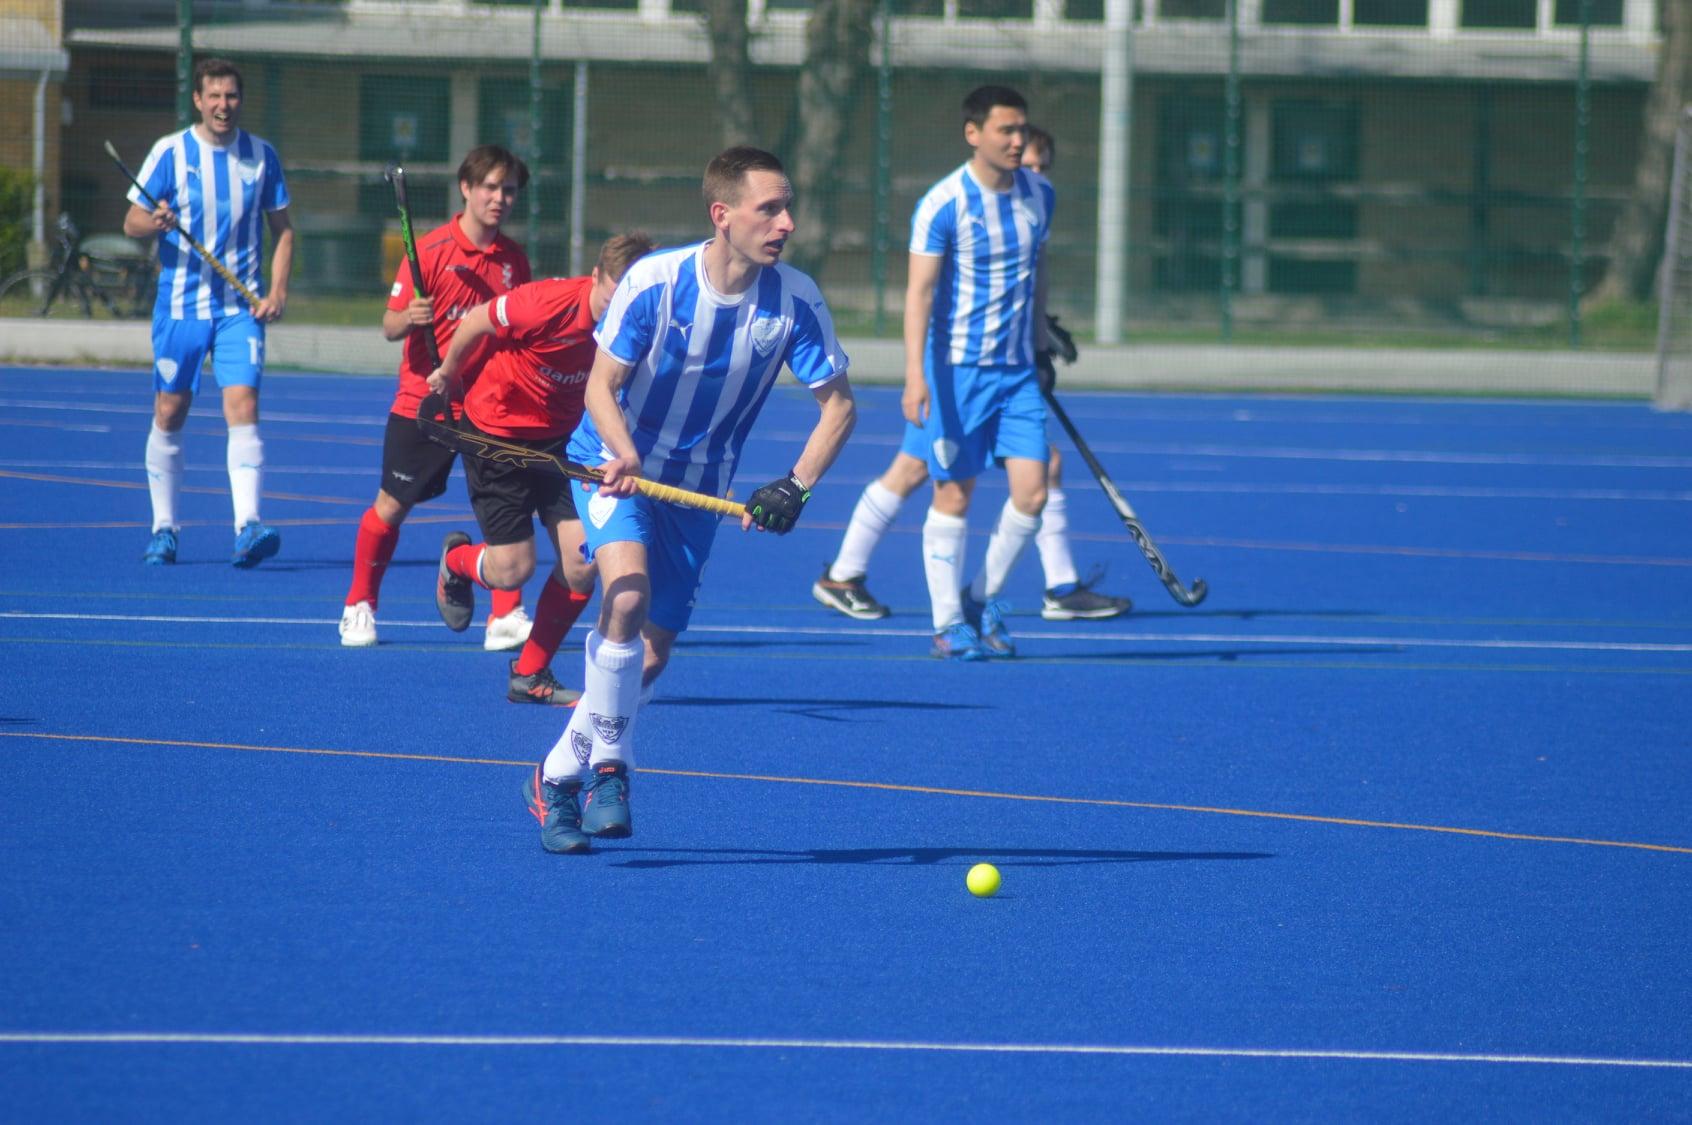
[784,0,877,279]
[701,0,758,148]
[1590,0,1692,303]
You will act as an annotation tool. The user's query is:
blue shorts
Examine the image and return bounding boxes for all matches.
[910,360,1048,482]
[151,312,264,395]
[574,478,721,635]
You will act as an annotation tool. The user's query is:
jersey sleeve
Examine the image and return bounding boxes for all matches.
[784,285,849,388]
[593,273,662,367]
[386,258,414,312]
[259,142,291,212]
[909,191,954,257]
[490,281,555,345]
[130,138,175,209]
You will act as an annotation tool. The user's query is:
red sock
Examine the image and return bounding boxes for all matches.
[490,586,523,619]
[445,541,489,588]
[346,508,400,609]
[514,577,591,676]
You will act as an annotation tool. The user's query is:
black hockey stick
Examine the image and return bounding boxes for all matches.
[1042,387,1208,607]
[384,163,442,370]
[414,395,746,519]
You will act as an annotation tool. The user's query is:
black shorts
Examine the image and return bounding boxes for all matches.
[379,412,457,506]
[461,419,580,546]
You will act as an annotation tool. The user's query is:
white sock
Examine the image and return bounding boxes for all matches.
[144,424,183,533]
[922,507,968,631]
[544,647,659,783]
[226,423,264,529]
[829,481,905,582]
[583,630,644,769]
[971,499,1042,602]
[1035,487,1079,592]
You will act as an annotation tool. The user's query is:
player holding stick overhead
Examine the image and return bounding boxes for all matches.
[124,57,293,568]
[521,146,856,854]
[428,232,657,706]
[811,122,1130,625]
[337,145,535,650]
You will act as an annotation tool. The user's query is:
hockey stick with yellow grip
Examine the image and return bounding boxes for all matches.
[415,395,746,519]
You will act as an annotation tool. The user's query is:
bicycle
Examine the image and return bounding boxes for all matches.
[0,213,155,319]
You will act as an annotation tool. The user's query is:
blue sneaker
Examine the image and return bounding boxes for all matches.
[932,621,987,661]
[580,761,632,838]
[142,528,177,565]
[961,588,1015,657]
[231,521,281,568]
[523,764,591,854]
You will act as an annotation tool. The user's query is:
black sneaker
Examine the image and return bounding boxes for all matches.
[580,761,632,838]
[508,660,582,707]
[435,531,474,632]
[1042,573,1132,621]
[811,567,890,620]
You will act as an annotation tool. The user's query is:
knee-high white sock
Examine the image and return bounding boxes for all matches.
[1035,487,1079,592]
[544,631,642,780]
[829,481,905,582]
[970,499,1042,602]
[144,424,183,533]
[923,508,969,631]
[226,423,264,529]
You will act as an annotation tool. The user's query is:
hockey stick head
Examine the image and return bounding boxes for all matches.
[383,163,410,208]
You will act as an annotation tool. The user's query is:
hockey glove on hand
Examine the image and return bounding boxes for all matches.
[1045,314,1079,364]
[1035,349,1058,395]
[747,472,811,534]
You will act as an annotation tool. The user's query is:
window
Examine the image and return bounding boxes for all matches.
[1271,101,1358,183]
[1262,0,1339,25]
[1461,0,1535,28]
[1159,0,1225,18]
[1154,96,1225,292]
[1552,0,1623,24]
[358,76,451,164]
[1353,0,1428,25]
[958,0,1037,16]
[89,65,175,111]
[477,78,572,167]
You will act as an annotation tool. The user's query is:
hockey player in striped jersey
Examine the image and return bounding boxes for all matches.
[124,57,294,569]
[520,146,856,853]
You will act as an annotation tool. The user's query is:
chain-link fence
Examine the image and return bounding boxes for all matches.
[2,0,1673,347]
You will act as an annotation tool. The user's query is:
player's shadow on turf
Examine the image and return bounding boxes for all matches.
[1039,645,1403,663]
[611,847,1272,869]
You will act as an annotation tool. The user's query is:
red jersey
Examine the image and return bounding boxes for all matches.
[463,276,598,440]
[385,215,530,420]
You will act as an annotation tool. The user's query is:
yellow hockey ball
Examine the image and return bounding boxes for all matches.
[966,863,1001,898]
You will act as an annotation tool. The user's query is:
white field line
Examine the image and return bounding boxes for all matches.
[0,1032,1685,1069]
[3,611,1690,654]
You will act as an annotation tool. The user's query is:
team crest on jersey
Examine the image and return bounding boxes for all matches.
[750,315,784,358]
[571,730,592,766]
[933,438,959,470]
[235,160,259,186]
[586,489,619,529]
[501,263,514,289]
[591,713,628,744]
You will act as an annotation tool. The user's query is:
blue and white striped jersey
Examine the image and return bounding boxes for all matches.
[568,241,849,498]
[910,163,1054,368]
[129,128,290,320]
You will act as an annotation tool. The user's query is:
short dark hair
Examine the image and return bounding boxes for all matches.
[1026,124,1056,170]
[597,231,656,282]
[703,146,786,209]
[458,145,530,191]
[193,57,243,96]
[962,85,1026,129]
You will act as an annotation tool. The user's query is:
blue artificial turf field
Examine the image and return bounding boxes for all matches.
[1,365,1689,1120]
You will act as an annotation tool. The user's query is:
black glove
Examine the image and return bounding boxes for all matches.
[747,472,811,534]
[1046,314,1079,365]
[1035,350,1058,396]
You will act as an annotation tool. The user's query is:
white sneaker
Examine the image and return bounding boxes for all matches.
[339,601,378,647]
[484,605,533,651]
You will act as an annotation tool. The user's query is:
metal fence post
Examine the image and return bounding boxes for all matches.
[529,0,545,262]
[1569,0,1591,347]
[1221,0,1242,341]
[872,0,892,337]
[176,0,192,129]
